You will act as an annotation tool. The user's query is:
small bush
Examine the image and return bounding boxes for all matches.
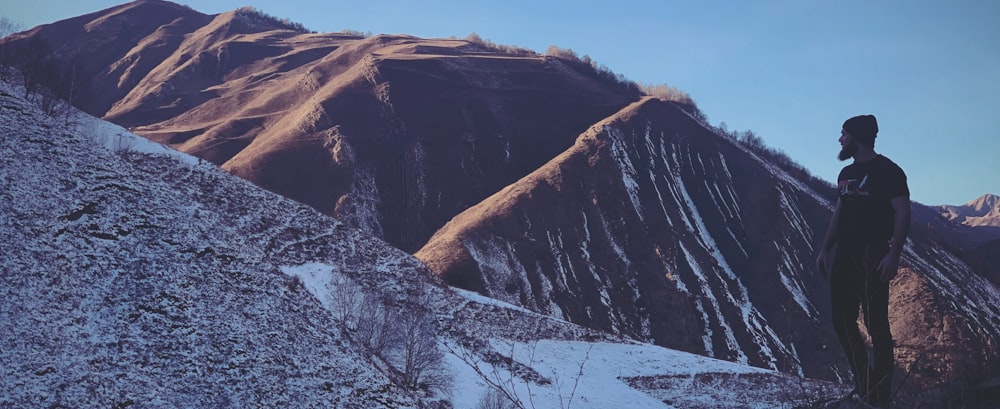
[234,6,312,33]
[465,33,536,55]
[639,82,695,106]
[477,387,517,409]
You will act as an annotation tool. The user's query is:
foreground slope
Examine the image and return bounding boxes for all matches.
[0,80,863,409]
[417,97,1000,395]
[0,82,424,407]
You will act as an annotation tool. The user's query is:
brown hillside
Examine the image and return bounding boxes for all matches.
[2,0,638,252]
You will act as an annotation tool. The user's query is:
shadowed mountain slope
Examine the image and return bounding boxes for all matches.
[416,97,1000,395]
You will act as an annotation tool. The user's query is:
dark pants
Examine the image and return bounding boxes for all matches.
[831,246,894,408]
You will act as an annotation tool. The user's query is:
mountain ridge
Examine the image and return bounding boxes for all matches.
[1,1,642,252]
[417,94,1000,390]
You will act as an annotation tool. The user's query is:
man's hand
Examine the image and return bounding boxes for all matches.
[880,196,910,283]
[877,253,900,282]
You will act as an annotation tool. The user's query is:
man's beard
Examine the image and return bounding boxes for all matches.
[838,142,858,161]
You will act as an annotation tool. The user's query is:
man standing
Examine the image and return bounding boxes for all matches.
[816,114,911,408]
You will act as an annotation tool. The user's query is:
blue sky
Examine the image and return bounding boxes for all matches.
[3,0,998,205]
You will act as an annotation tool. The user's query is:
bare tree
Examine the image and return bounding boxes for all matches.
[638,82,695,105]
[112,132,138,158]
[326,274,364,326]
[326,276,451,394]
[0,17,22,38]
[444,341,530,409]
[0,17,23,78]
[353,293,398,357]
[445,339,592,409]
[390,308,452,393]
[477,387,517,409]
[10,36,53,99]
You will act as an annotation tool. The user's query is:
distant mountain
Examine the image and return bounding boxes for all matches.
[936,194,1000,289]
[4,1,1000,404]
[940,194,1000,228]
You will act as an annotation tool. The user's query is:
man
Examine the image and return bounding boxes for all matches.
[816,114,910,408]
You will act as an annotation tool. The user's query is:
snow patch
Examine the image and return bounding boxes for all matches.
[607,126,645,221]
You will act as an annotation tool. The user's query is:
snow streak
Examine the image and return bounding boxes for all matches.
[677,129,797,369]
[903,243,1000,335]
[776,186,814,252]
[775,240,820,324]
[608,126,645,222]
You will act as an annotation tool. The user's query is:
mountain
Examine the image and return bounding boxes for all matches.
[0,0,639,254]
[940,194,1000,228]
[415,96,1000,395]
[1,74,874,409]
[4,1,1000,405]
[936,193,1000,289]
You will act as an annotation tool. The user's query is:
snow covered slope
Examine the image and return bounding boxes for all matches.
[0,81,423,407]
[0,80,850,408]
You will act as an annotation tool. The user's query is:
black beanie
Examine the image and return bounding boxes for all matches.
[843,114,878,148]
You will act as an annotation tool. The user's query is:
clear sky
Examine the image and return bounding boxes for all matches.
[3,0,998,205]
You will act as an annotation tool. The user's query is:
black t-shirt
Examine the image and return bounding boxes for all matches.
[836,155,909,249]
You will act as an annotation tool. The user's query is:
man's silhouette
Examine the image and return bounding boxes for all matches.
[816,114,911,408]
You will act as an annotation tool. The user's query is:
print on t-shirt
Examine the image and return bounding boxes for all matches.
[839,174,870,197]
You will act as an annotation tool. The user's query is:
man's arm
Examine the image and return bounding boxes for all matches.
[816,199,843,276]
[878,195,911,281]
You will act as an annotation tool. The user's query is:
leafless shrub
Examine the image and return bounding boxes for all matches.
[329,279,451,394]
[326,274,364,326]
[477,387,517,409]
[233,6,312,33]
[445,341,530,409]
[445,340,589,409]
[0,17,24,81]
[638,82,695,106]
[544,45,580,61]
[1,32,84,126]
[555,344,590,409]
[464,33,535,55]
[325,275,392,354]
[338,29,371,38]
[390,307,453,393]
[353,293,398,357]
[0,17,21,39]
[112,132,138,158]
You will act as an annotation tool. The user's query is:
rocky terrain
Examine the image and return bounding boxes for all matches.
[2,73,863,409]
